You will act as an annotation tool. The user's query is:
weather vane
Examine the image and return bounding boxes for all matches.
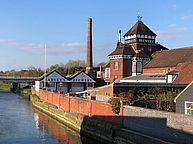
[137,15,142,21]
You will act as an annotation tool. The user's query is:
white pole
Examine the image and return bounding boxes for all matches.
[44,44,47,89]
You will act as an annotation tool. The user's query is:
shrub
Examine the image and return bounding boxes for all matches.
[108,97,121,115]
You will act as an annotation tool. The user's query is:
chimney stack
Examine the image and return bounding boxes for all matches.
[86,17,93,74]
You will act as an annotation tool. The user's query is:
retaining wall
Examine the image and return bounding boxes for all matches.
[123,105,193,143]
[32,88,122,124]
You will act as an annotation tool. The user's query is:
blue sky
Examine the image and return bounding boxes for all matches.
[0,0,193,71]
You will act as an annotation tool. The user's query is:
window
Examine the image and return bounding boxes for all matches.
[185,101,193,115]
[141,47,144,51]
[88,83,93,87]
[114,61,118,70]
[105,68,110,78]
[148,48,152,52]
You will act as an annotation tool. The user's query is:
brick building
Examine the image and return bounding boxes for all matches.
[108,16,167,83]
[143,46,193,84]
[108,16,193,85]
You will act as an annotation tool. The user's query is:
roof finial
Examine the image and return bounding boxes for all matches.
[118,30,121,42]
[137,15,142,21]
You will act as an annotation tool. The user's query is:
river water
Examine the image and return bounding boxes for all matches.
[0,90,100,144]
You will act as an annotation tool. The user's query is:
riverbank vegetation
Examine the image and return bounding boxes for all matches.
[0,60,86,77]
[0,83,11,90]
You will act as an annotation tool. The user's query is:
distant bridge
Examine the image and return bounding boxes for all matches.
[0,76,39,92]
[0,76,39,83]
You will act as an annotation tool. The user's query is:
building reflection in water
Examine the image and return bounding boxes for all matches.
[33,109,82,144]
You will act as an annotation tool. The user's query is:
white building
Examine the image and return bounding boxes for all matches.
[35,70,95,94]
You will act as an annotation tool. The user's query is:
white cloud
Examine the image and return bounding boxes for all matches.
[0,39,86,55]
[48,42,86,54]
[168,24,176,28]
[157,24,189,41]
[180,15,192,20]
[157,30,176,40]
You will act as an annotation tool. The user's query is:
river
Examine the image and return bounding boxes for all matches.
[0,90,101,144]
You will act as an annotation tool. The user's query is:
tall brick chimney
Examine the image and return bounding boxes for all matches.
[86,17,93,74]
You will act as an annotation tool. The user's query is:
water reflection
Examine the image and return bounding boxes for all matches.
[33,109,82,144]
[0,91,102,144]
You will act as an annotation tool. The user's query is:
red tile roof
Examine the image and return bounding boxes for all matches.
[144,46,193,68]
[174,63,193,84]
[108,42,135,56]
[124,21,157,37]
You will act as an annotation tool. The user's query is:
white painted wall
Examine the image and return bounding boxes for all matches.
[167,75,173,83]
[35,81,40,92]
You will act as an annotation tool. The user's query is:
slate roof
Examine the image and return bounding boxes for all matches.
[124,20,157,37]
[67,70,95,82]
[39,70,68,81]
[123,74,166,81]
[144,46,193,68]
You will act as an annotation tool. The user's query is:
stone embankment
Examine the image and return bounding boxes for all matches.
[30,94,171,144]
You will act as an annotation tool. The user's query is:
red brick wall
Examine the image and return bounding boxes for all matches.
[123,59,132,77]
[143,67,176,74]
[110,58,132,83]
[32,89,122,124]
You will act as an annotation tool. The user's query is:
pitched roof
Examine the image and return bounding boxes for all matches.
[108,42,135,56]
[174,63,193,84]
[155,43,169,51]
[69,70,96,83]
[124,21,157,37]
[39,70,69,81]
[174,81,193,102]
[144,46,193,68]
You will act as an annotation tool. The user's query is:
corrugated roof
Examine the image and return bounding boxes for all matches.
[124,21,157,37]
[144,46,193,68]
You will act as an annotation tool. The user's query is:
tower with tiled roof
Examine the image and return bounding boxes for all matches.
[124,16,157,55]
[108,16,155,83]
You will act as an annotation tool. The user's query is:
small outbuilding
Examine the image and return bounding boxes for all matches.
[174,81,193,115]
[69,71,95,93]
[35,70,69,93]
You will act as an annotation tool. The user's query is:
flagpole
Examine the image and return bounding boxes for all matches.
[44,44,47,89]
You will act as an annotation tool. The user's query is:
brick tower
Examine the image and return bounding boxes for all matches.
[108,16,157,83]
[86,17,93,74]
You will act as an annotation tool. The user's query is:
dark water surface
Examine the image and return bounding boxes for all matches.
[0,90,100,144]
